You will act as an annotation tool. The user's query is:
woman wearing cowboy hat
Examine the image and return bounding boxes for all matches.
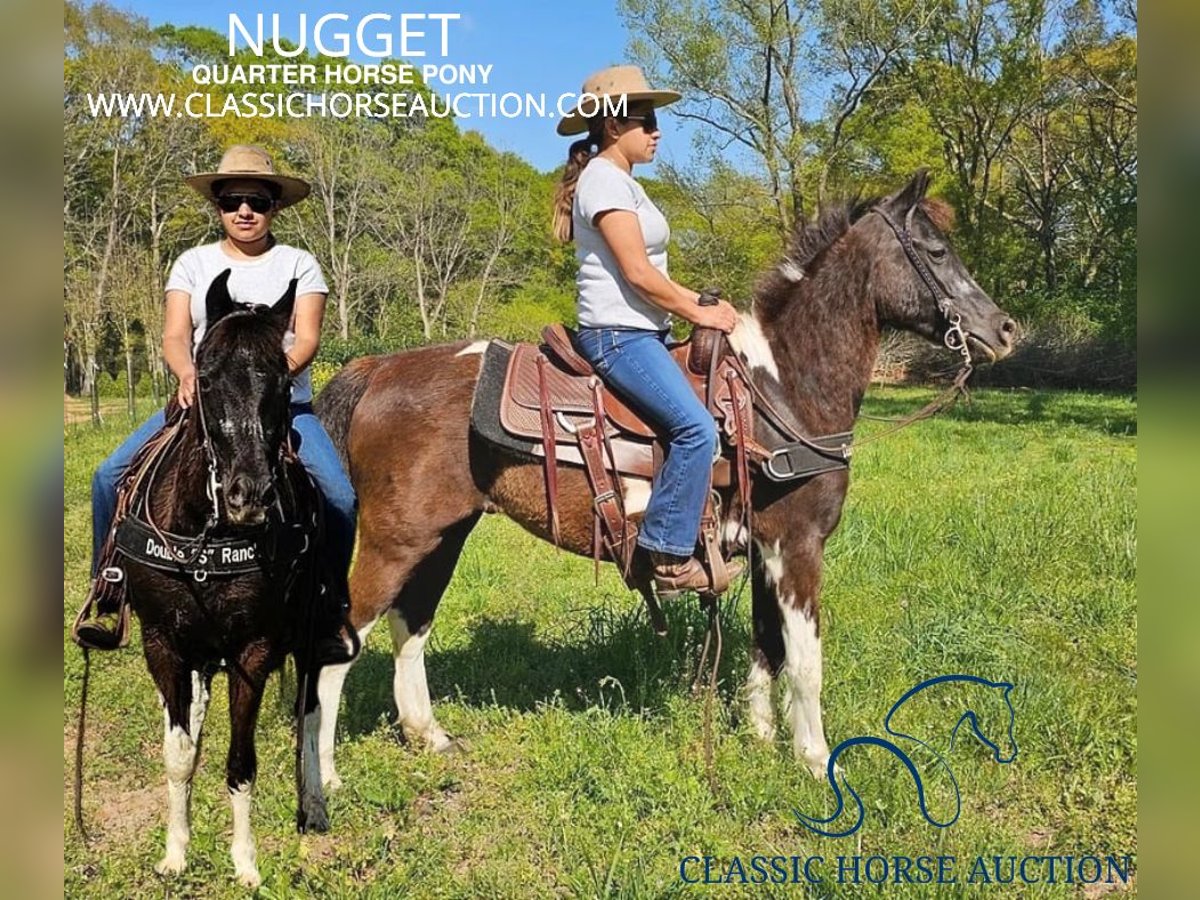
[77,145,356,651]
[553,66,740,596]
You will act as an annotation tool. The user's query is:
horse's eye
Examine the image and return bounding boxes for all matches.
[929,246,948,263]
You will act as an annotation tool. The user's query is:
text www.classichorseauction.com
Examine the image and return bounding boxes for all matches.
[679,675,1133,888]
[84,12,630,122]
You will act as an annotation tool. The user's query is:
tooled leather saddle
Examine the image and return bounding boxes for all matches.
[469,304,854,592]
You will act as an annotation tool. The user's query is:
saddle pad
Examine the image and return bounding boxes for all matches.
[473,340,659,477]
[502,342,671,441]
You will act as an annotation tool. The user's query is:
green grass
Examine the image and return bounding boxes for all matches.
[63,386,1136,897]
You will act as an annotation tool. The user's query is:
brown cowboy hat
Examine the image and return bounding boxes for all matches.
[557,65,681,137]
[185,144,311,209]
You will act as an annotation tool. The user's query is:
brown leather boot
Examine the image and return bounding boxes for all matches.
[650,552,714,597]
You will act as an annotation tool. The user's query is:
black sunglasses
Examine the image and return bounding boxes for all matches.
[215,193,274,214]
[623,111,659,133]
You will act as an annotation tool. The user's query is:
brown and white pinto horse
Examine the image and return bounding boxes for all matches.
[309,171,1016,793]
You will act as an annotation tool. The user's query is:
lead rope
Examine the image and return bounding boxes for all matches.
[691,560,752,805]
[72,648,91,843]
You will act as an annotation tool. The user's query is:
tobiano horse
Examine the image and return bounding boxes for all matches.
[112,272,347,887]
[309,170,1017,791]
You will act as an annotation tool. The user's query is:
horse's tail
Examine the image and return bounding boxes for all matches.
[314,356,381,471]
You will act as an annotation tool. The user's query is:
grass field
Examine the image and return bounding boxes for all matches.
[63,385,1136,898]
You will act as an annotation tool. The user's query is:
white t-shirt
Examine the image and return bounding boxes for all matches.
[573,157,672,331]
[164,241,329,403]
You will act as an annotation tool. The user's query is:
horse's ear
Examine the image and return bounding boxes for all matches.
[205,269,236,326]
[269,278,298,329]
[890,168,931,213]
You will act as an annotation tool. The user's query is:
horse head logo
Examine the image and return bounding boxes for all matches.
[794,674,1017,838]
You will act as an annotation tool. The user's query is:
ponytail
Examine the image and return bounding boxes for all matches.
[552,119,605,243]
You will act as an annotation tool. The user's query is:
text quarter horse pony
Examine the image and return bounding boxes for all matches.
[311,171,1016,790]
[119,272,345,887]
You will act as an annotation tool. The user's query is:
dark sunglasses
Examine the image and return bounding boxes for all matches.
[215,193,274,214]
[623,111,659,133]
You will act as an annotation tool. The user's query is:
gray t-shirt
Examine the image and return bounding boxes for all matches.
[573,157,671,331]
[165,241,329,403]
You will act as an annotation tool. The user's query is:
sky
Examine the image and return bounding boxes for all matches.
[115,1,690,174]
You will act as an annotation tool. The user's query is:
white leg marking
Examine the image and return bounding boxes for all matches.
[317,618,377,790]
[728,314,781,380]
[155,671,209,877]
[746,656,775,741]
[387,609,453,751]
[721,520,747,552]
[300,708,325,820]
[620,477,653,517]
[780,602,830,777]
[228,782,260,888]
[455,340,490,357]
[761,540,784,586]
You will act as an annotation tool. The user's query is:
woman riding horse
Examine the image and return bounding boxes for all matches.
[552,66,740,596]
[76,144,355,657]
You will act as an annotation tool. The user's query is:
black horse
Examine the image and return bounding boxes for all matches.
[118,271,343,888]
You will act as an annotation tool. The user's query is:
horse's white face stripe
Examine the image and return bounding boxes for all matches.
[728,313,781,380]
[228,782,260,888]
[455,341,490,357]
[621,477,652,516]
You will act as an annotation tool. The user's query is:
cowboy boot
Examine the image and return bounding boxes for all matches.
[73,609,124,650]
[649,552,717,598]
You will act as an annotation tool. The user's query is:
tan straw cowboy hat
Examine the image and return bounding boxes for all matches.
[557,65,681,137]
[185,144,311,209]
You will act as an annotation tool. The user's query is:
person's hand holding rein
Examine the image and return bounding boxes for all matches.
[690,297,739,334]
[176,369,197,409]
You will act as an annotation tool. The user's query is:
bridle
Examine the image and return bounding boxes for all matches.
[729,202,980,470]
[870,203,973,377]
[192,373,224,532]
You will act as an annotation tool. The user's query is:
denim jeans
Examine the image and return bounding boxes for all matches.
[90,404,357,579]
[574,327,718,557]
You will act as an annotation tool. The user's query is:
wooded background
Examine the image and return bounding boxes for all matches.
[64,0,1137,422]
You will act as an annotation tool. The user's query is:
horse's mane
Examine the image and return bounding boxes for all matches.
[755,196,956,321]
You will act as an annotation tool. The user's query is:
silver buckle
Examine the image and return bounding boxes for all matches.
[101,566,124,583]
[764,449,794,480]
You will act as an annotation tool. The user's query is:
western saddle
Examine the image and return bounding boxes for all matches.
[494,319,762,596]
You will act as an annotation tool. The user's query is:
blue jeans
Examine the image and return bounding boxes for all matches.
[574,327,718,557]
[91,404,356,579]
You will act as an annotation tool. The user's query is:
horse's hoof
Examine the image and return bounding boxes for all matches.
[799,748,836,780]
[434,735,467,756]
[235,867,262,889]
[297,805,330,834]
[154,854,186,876]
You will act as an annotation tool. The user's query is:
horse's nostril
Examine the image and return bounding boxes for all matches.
[227,474,252,508]
[999,318,1017,344]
